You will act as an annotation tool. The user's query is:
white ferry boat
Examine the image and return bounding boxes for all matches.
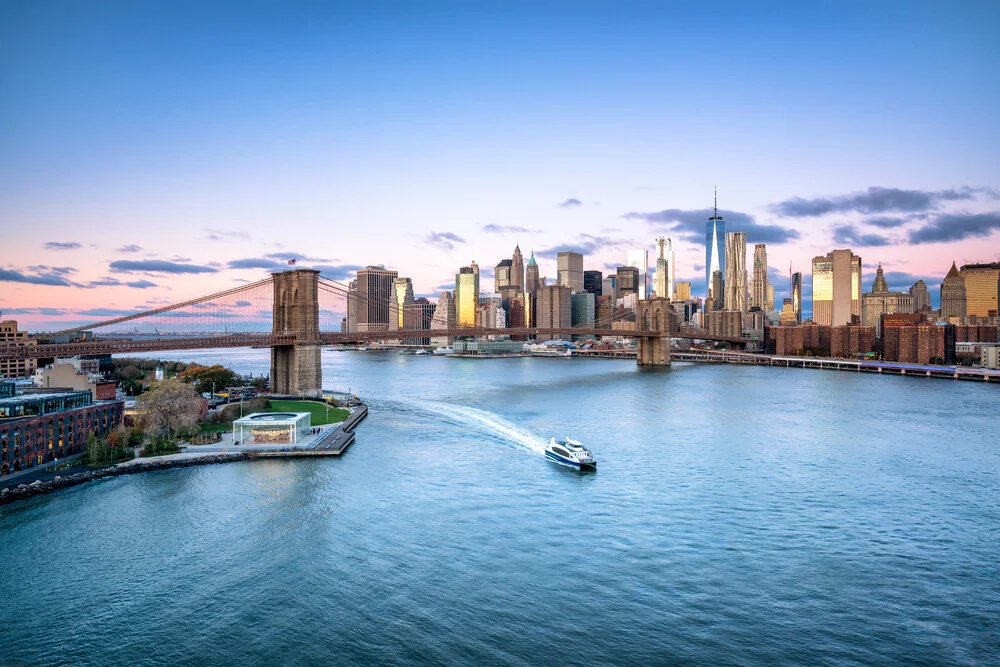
[433,347,454,356]
[545,436,597,470]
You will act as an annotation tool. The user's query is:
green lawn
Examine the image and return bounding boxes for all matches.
[199,421,232,434]
[268,400,350,426]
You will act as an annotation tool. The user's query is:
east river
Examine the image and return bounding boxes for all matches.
[2,350,998,665]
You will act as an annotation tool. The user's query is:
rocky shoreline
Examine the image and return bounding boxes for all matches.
[0,453,250,507]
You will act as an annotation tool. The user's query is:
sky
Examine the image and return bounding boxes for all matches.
[2,0,999,329]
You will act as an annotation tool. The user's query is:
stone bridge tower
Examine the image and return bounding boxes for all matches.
[271,269,322,396]
[636,297,672,366]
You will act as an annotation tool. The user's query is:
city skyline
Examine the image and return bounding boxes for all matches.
[3,2,1000,328]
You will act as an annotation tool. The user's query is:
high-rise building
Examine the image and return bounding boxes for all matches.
[357,266,398,332]
[345,280,359,332]
[666,238,675,301]
[495,259,512,292]
[767,284,775,311]
[602,275,617,302]
[811,249,862,326]
[571,292,596,327]
[525,251,540,296]
[626,248,649,299]
[724,232,747,312]
[393,277,414,329]
[557,251,584,291]
[0,319,37,378]
[705,192,726,304]
[616,266,640,297]
[862,264,914,337]
[511,244,524,292]
[403,298,436,345]
[960,261,1000,317]
[750,244,769,311]
[430,291,456,346]
[909,280,931,312]
[654,238,668,300]
[508,293,532,333]
[791,272,803,323]
[455,266,480,328]
[941,262,967,319]
[584,270,603,296]
[709,270,724,311]
[536,285,572,341]
[674,282,691,301]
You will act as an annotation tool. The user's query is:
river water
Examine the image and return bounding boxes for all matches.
[2,350,998,665]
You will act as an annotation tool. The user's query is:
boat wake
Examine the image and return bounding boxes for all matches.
[378,397,547,456]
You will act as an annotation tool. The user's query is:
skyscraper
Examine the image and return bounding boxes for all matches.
[494,259,512,292]
[705,191,726,305]
[811,249,862,326]
[616,266,640,297]
[345,279,359,332]
[455,266,480,327]
[724,232,747,312]
[959,261,1000,317]
[430,291,456,346]
[941,261,967,319]
[393,277,414,329]
[557,251,584,291]
[909,280,931,312]
[654,238,668,299]
[674,281,691,301]
[791,271,803,323]
[357,265,398,332]
[750,244,769,310]
[583,270,603,296]
[536,285,572,341]
[626,248,649,299]
[511,244,524,292]
[525,251,540,296]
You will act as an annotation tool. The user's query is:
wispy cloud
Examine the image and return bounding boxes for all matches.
[126,279,158,289]
[205,229,252,241]
[622,208,800,245]
[770,186,998,218]
[43,241,82,250]
[482,224,539,234]
[557,198,583,208]
[315,264,365,280]
[116,244,143,253]
[908,212,1000,244]
[109,259,218,274]
[425,232,466,251]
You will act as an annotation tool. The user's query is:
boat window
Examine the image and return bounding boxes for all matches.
[553,447,568,457]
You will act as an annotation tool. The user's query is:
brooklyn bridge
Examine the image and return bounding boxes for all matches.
[0,269,745,395]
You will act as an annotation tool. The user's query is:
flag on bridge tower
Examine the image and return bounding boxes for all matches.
[288,259,296,266]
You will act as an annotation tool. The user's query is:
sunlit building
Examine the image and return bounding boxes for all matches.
[0,319,37,379]
[862,264,914,337]
[455,266,480,328]
[393,277,414,329]
[909,280,931,312]
[960,261,1000,317]
[812,249,861,326]
[674,281,691,302]
[750,244,769,311]
[705,194,726,305]
[511,244,524,292]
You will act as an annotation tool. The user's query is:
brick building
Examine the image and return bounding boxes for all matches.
[1,390,124,476]
[882,325,947,364]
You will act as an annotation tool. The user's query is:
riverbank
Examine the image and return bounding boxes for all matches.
[0,452,249,507]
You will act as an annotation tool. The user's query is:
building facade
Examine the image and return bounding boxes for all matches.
[570,292,596,328]
[862,264,914,337]
[750,244,769,311]
[536,285,572,341]
[356,266,398,332]
[724,232,747,312]
[403,298,436,345]
[705,201,726,305]
[511,244,524,292]
[626,249,649,299]
[1,391,124,476]
[430,291,456,346]
[812,249,862,326]
[616,266,640,298]
[494,259,512,292]
[0,319,38,379]
[583,270,603,296]
[525,252,540,296]
[455,267,480,328]
[959,261,1000,317]
[393,277,414,329]
[702,310,742,338]
[791,272,803,323]
[557,251,584,292]
[941,262,967,319]
[674,281,691,302]
[909,280,931,312]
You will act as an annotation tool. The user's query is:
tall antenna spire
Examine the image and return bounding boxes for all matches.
[714,186,717,218]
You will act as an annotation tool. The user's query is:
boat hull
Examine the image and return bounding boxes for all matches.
[545,450,597,470]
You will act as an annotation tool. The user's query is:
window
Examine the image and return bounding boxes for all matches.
[553,447,568,457]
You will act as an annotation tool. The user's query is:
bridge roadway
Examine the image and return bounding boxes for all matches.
[0,327,744,360]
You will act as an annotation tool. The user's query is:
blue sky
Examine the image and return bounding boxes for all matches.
[2,1,999,326]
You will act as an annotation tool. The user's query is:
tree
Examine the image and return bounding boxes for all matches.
[138,378,204,443]
[177,364,239,392]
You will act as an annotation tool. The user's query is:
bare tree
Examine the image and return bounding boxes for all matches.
[138,378,204,442]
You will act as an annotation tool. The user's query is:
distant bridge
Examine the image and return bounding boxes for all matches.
[1,269,743,393]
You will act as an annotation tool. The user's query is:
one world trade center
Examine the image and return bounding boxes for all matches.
[705,189,726,309]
